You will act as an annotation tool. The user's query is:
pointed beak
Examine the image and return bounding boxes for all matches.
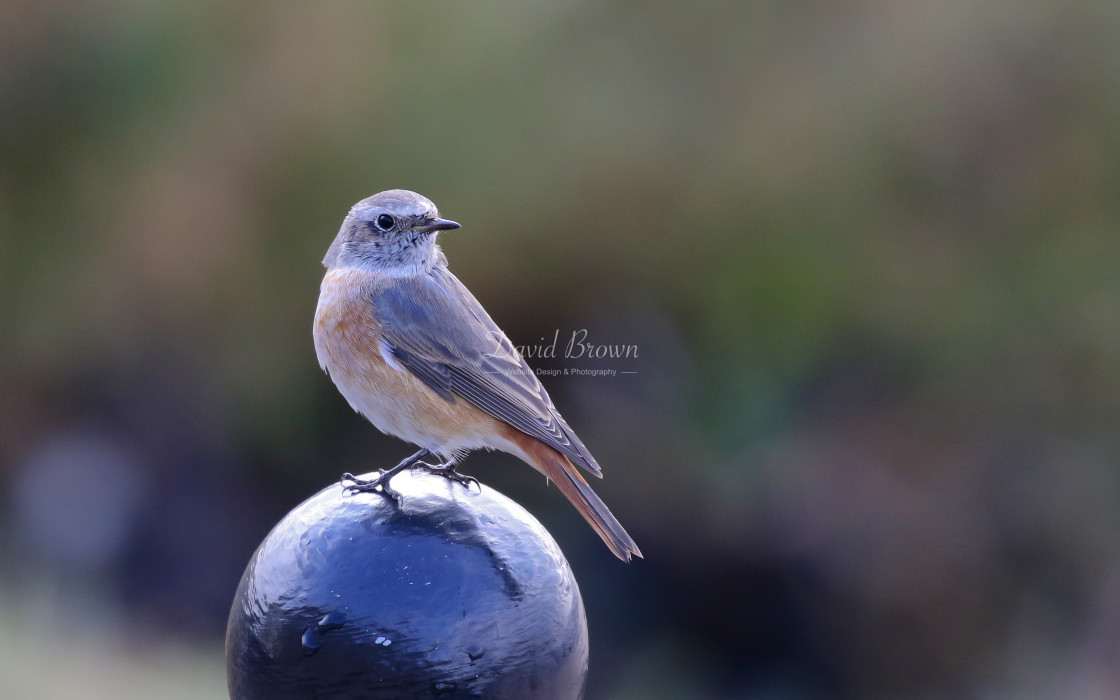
[415,217,462,233]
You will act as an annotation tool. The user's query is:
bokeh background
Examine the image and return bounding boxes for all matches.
[3,2,1120,698]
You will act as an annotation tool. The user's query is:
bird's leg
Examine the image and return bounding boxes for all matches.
[341,448,431,502]
[414,456,480,491]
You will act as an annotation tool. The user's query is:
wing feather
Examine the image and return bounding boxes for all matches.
[371,266,602,477]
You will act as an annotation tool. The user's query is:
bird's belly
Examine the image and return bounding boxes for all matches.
[313,268,503,457]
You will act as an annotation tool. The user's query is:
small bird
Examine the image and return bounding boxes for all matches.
[313,190,641,562]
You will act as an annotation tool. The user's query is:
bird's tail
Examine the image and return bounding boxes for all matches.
[504,427,642,562]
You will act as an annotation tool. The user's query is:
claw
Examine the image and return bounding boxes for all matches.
[338,448,431,504]
[415,460,480,492]
[341,470,402,502]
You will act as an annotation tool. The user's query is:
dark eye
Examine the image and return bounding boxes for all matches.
[375,213,395,231]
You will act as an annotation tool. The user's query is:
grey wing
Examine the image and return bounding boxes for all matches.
[371,266,603,478]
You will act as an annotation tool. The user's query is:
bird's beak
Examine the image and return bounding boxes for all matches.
[415,217,462,233]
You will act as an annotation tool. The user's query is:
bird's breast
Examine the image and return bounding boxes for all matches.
[313,267,502,456]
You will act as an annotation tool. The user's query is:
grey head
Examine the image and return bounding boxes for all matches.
[323,189,461,275]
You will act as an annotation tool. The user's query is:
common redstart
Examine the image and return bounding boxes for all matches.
[313,190,641,562]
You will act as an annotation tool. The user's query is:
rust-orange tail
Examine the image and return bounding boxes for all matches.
[504,427,642,562]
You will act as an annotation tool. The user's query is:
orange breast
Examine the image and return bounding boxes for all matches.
[313,267,504,457]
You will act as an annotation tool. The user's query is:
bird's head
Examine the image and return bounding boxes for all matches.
[324,189,461,275]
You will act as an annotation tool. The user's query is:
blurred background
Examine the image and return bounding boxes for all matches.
[3,1,1120,698]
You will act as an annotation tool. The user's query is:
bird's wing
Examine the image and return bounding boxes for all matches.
[370,265,603,477]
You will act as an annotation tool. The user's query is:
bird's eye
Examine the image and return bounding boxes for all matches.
[375,213,395,231]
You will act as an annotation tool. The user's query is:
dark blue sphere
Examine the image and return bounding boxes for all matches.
[226,470,588,699]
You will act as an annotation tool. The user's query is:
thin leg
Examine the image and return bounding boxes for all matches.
[341,448,430,502]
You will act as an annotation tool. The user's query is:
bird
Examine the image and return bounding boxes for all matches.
[313,189,641,562]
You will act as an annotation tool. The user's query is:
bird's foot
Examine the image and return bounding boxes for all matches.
[413,460,480,492]
[341,471,402,502]
[340,448,431,503]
